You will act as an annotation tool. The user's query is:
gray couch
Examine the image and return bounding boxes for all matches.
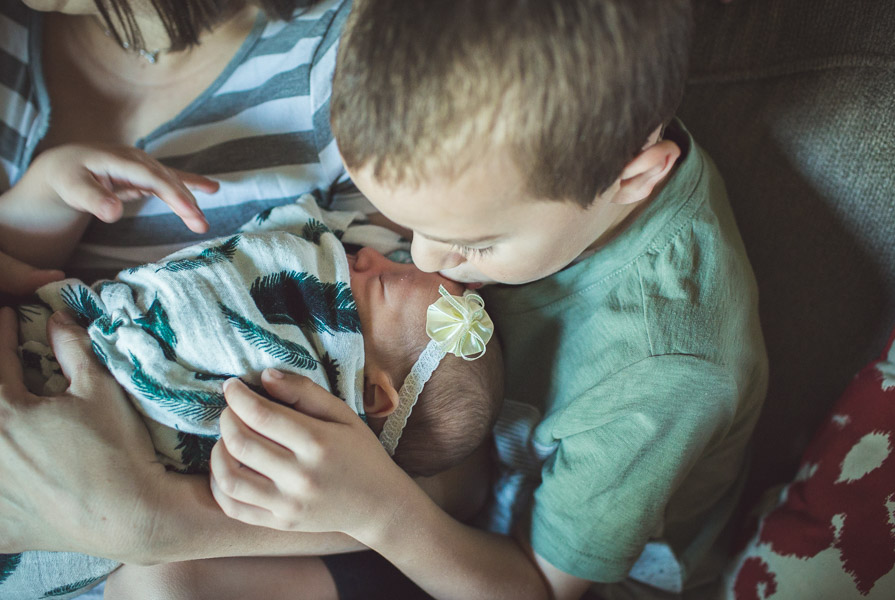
[679,0,895,507]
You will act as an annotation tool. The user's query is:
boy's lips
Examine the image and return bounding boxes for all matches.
[438,267,494,286]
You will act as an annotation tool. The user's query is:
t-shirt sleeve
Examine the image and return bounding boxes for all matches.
[529,354,738,582]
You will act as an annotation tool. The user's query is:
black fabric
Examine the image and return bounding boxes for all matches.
[321,551,433,600]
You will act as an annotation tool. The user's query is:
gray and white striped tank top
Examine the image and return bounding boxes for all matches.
[0,0,352,281]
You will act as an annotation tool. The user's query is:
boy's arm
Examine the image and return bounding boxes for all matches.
[210,374,592,600]
[141,440,490,564]
[212,358,747,599]
[359,480,591,600]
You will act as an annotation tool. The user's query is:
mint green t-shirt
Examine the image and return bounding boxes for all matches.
[481,121,768,587]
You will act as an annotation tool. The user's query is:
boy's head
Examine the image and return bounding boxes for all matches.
[332,0,693,285]
[349,248,503,477]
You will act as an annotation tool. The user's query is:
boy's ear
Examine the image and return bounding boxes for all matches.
[612,139,681,206]
[363,368,400,417]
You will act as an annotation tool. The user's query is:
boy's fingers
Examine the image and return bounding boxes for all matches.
[223,378,325,452]
[260,369,359,423]
[0,307,28,394]
[209,472,279,528]
[218,404,298,479]
[0,252,64,296]
[209,438,275,501]
[210,440,305,528]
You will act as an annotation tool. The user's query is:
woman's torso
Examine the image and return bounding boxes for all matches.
[0,0,351,280]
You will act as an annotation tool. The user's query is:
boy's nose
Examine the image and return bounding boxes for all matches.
[411,235,465,273]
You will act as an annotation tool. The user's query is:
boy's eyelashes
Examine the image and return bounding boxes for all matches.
[451,244,494,259]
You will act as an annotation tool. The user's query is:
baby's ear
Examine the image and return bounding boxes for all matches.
[363,368,400,417]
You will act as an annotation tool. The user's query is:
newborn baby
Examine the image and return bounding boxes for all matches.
[5,195,502,600]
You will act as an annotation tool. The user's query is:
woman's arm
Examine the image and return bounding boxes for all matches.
[140,446,488,564]
[0,308,360,562]
[0,308,482,564]
[0,251,64,298]
[139,473,363,564]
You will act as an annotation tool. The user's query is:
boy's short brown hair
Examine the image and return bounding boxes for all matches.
[331,0,693,207]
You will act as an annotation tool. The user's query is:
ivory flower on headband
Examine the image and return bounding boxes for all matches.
[379,285,495,456]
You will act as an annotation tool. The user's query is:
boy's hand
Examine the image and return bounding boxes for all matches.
[23,144,218,233]
[210,371,412,543]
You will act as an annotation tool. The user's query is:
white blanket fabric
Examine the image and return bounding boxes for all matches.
[3,195,406,600]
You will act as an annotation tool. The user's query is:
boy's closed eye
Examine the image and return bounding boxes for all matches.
[451,244,494,259]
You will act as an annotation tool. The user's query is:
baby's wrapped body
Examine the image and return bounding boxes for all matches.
[4,195,406,600]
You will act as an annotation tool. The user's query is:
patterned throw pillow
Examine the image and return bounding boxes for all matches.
[722,328,895,599]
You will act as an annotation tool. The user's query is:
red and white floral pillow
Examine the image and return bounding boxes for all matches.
[722,328,895,599]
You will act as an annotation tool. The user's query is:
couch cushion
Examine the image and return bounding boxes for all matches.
[719,326,895,598]
[679,0,895,492]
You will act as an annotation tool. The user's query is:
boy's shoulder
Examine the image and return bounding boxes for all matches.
[482,122,768,588]
[485,119,749,325]
[482,116,766,424]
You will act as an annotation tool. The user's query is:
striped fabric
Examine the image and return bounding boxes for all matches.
[0,0,352,281]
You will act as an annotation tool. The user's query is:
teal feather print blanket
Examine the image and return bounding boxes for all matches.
[4,194,407,600]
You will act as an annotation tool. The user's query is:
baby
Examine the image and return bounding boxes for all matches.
[5,195,503,600]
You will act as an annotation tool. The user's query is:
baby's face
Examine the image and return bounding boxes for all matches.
[349,247,464,371]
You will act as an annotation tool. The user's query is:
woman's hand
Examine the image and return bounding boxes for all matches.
[22,144,218,233]
[0,307,166,560]
[0,144,220,268]
[209,370,414,544]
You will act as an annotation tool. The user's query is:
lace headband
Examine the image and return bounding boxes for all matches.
[378,285,494,456]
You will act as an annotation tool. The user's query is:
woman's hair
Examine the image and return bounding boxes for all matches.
[392,335,504,478]
[95,0,318,51]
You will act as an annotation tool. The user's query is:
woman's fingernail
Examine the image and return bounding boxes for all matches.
[51,311,75,325]
[265,368,285,380]
[223,377,237,392]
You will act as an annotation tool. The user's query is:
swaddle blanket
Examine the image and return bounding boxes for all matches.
[1,194,407,600]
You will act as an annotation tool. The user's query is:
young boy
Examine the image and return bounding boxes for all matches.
[203,1,768,599]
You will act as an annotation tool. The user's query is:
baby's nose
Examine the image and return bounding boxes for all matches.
[353,246,384,271]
